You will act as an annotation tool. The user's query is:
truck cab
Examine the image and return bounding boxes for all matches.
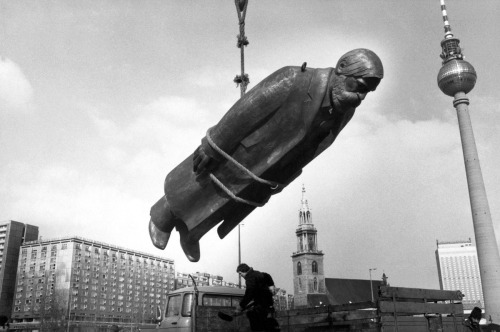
[142,286,247,331]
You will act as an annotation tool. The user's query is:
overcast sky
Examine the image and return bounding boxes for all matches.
[1,0,500,295]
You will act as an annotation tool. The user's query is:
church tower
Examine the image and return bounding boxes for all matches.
[292,185,326,308]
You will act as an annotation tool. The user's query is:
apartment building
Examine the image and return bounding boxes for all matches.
[0,221,39,317]
[10,236,175,330]
[435,239,484,309]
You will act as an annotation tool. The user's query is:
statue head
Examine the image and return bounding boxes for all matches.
[336,48,384,80]
[330,48,383,111]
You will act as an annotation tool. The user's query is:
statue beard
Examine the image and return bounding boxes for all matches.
[330,76,361,111]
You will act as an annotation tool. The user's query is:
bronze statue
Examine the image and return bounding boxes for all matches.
[149,48,384,262]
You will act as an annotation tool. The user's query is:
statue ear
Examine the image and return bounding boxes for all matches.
[335,61,346,75]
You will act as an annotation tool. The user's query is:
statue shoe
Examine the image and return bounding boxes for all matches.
[180,235,201,262]
[149,219,171,250]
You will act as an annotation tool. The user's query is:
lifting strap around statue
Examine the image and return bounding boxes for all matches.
[205,128,280,207]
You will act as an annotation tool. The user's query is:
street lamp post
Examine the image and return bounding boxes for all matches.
[238,224,241,287]
[238,224,244,288]
[369,268,377,303]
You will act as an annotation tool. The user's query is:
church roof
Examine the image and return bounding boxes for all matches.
[325,278,384,305]
[304,294,330,307]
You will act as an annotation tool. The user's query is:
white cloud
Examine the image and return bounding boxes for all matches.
[0,58,34,113]
[86,95,227,180]
[1,162,149,246]
[89,96,211,147]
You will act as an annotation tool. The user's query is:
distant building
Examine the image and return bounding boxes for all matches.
[10,236,175,331]
[273,288,291,311]
[174,271,234,289]
[0,220,39,318]
[291,186,327,308]
[287,294,294,310]
[435,239,484,309]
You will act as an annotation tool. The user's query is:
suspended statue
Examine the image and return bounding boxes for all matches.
[149,48,384,262]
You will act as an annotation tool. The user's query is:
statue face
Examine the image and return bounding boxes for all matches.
[330,75,364,111]
[330,75,380,112]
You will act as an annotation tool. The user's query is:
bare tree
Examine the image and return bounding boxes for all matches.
[34,275,69,332]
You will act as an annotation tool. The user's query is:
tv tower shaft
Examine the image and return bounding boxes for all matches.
[437,0,500,323]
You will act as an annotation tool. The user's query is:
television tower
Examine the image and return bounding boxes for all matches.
[437,0,500,322]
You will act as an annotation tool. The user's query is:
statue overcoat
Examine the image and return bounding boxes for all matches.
[164,66,355,243]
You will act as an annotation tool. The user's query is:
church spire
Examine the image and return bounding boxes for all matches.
[299,184,312,225]
[295,185,319,253]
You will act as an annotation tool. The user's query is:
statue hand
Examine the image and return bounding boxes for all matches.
[193,137,220,175]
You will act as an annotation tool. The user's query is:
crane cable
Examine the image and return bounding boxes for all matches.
[234,0,250,96]
[206,0,280,207]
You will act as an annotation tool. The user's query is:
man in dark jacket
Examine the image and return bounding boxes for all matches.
[149,49,384,262]
[237,263,276,331]
[463,307,482,331]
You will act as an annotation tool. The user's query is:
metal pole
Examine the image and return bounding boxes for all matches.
[369,268,377,303]
[238,225,241,288]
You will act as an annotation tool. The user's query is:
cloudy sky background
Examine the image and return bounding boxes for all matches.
[1,0,500,295]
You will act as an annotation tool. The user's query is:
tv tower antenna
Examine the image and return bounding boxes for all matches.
[437,0,500,323]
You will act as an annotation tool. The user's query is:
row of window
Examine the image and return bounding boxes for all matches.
[296,277,320,293]
[70,277,172,288]
[72,266,172,279]
[296,261,319,275]
[21,243,173,267]
[14,305,156,313]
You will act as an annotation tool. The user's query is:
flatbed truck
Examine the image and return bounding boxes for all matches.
[139,284,474,331]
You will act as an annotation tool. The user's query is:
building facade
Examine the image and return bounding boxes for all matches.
[273,288,292,311]
[435,239,484,309]
[10,236,175,331]
[174,271,235,289]
[291,186,326,308]
[0,221,39,318]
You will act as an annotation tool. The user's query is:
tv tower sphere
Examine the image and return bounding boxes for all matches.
[437,59,477,97]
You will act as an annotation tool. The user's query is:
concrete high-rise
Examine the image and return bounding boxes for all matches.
[0,220,39,318]
[435,239,483,309]
[436,0,500,322]
[10,236,175,331]
[291,186,327,308]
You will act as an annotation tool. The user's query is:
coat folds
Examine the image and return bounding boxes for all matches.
[164,65,355,244]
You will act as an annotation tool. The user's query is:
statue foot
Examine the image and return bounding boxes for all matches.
[149,196,176,250]
[149,219,171,250]
[180,235,200,262]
